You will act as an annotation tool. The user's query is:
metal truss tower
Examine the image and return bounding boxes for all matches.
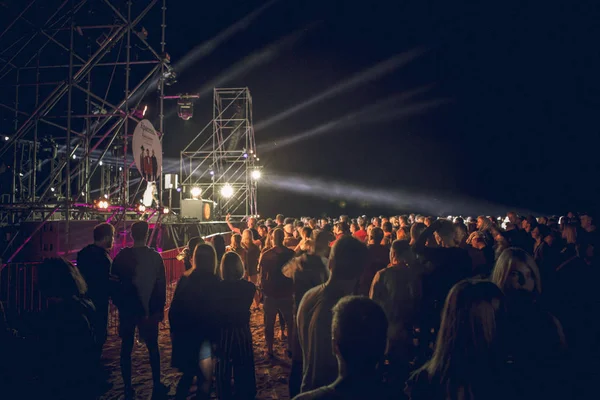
[180,88,258,219]
[0,0,171,261]
[0,0,170,215]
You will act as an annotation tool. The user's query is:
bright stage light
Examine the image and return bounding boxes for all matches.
[220,184,234,198]
[143,105,148,116]
[4,136,9,141]
[251,169,261,180]
[190,187,202,198]
[72,154,77,159]
[99,161,103,166]
[139,205,146,212]
[98,200,110,210]
[163,207,170,214]
[50,187,55,192]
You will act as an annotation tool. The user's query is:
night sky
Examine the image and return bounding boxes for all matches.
[3,0,599,218]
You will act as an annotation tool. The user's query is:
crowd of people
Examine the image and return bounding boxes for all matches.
[1,210,599,399]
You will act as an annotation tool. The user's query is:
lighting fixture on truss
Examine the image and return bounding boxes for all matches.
[177,95,194,120]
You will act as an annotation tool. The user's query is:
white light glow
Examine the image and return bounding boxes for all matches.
[251,169,261,180]
[190,187,202,198]
[220,184,234,198]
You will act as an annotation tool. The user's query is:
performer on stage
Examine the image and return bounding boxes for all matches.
[142,182,159,208]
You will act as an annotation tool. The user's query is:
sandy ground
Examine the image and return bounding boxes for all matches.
[99,308,291,400]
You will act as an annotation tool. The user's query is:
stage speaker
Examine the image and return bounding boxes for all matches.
[164,174,178,189]
[181,199,203,220]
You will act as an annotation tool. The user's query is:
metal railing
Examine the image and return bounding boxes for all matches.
[0,248,186,335]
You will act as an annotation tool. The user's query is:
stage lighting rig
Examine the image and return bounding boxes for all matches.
[165,93,200,121]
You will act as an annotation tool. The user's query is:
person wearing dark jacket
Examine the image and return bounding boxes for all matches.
[77,222,114,362]
[414,219,472,339]
[111,221,167,399]
[283,231,331,398]
[170,243,221,400]
[259,228,295,357]
[215,252,257,399]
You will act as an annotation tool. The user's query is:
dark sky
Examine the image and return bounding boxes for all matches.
[159,0,600,218]
[4,0,597,218]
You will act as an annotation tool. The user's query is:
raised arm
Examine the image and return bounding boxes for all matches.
[226,214,241,234]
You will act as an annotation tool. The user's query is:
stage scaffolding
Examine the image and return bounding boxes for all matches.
[0,0,171,262]
[180,87,259,219]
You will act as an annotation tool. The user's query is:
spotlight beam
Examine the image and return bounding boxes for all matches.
[174,0,279,74]
[258,87,443,151]
[262,173,538,217]
[165,22,318,119]
[254,48,425,131]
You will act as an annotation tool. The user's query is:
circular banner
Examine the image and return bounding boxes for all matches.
[132,119,162,182]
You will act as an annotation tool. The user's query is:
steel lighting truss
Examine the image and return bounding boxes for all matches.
[0,0,171,261]
[0,0,170,220]
[180,88,258,219]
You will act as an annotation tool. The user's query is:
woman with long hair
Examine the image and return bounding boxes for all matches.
[241,229,261,309]
[215,252,257,399]
[560,223,578,261]
[170,244,221,399]
[406,280,507,400]
[227,233,246,261]
[491,248,567,399]
[293,226,313,254]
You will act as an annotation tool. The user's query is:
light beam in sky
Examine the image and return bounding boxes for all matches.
[254,48,425,131]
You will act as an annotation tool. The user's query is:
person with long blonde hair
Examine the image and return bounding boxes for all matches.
[491,248,567,399]
[560,223,578,261]
[406,280,508,400]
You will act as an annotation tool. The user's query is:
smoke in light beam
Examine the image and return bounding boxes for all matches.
[174,0,279,74]
[261,173,537,217]
[254,48,425,131]
[165,22,317,119]
[257,87,445,152]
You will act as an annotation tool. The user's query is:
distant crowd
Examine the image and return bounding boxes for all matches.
[1,210,599,399]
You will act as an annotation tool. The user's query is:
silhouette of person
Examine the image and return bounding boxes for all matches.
[144,149,152,181]
[139,146,145,180]
[151,149,158,181]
